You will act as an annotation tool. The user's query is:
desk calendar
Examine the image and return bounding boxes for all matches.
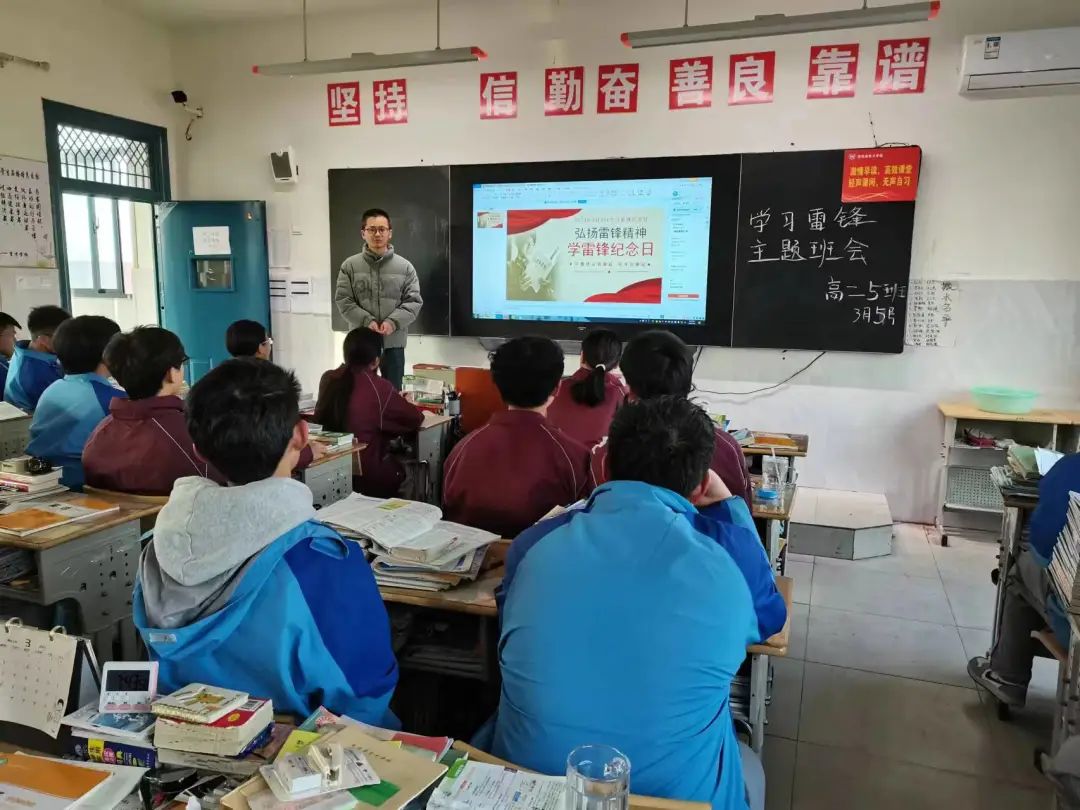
[0,619,78,738]
[0,155,55,269]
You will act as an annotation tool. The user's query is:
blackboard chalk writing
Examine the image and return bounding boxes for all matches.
[808,239,840,267]
[782,211,796,232]
[750,209,771,233]
[781,239,805,261]
[749,240,779,263]
[852,305,896,326]
[844,238,869,264]
[808,208,827,231]
[825,278,907,303]
[834,205,876,229]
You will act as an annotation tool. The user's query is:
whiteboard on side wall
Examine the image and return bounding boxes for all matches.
[0,155,55,269]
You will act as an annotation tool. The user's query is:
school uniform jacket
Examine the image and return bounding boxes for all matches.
[4,341,62,412]
[590,422,753,504]
[317,366,425,497]
[545,367,628,449]
[27,372,127,490]
[83,396,226,496]
[442,409,591,538]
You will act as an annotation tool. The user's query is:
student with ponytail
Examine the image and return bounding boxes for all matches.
[315,327,424,497]
[547,329,628,448]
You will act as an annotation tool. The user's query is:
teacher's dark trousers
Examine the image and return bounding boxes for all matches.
[380,347,406,391]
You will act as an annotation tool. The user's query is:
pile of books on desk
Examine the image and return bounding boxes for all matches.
[1051,492,1080,614]
[991,444,1063,500]
[316,494,498,592]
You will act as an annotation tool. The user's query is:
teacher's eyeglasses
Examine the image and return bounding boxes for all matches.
[364,226,390,235]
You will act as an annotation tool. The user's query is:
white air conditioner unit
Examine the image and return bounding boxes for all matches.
[960,27,1080,98]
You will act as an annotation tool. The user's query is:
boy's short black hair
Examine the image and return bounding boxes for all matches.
[490,336,564,409]
[0,313,22,331]
[361,208,392,228]
[186,358,301,484]
[620,329,693,399]
[26,305,71,339]
[608,395,716,497]
[105,327,187,400]
[225,319,267,358]
[53,315,120,374]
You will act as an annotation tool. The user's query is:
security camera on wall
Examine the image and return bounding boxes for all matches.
[270,147,298,184]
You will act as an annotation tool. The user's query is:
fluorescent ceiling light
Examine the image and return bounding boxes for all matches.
[254,0,485,76]
[621,1,940,48]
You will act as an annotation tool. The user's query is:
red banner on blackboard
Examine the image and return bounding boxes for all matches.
[842,146,921,203]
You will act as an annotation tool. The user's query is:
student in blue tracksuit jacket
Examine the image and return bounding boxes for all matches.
[493,396,786,810]
[4,305,68,412]
[134,358,398,724]
[0,312,23,396]
[969,452,1080,708]
[27,315,124,489]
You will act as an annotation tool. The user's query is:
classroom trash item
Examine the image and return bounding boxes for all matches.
[62,702,156,741]
[0,752,110,810]
[152,684,249,724]
[970,386,1039,415]
[428,759,566,810]
[565,744,631,810]
[154,697,273,757]
[0,495,118,537]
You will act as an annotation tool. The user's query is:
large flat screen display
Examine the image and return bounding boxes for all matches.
[450,156,741,344]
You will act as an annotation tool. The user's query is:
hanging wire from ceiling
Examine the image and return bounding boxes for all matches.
[302,0,308,61]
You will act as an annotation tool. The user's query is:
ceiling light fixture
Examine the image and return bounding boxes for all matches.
[620,1,940,49]
[253,0,486,77]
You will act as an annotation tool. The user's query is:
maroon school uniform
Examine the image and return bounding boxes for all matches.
[83,396,226,495]
[589,423,753,503]
[546,368,629,449]
[443,410,591,538]
[317,366,424,498]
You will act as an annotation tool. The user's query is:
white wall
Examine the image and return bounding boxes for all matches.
[168,0,1080,522]
[0,0,179,317]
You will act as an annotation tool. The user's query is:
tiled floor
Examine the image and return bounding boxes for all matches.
[764,523,1057,809]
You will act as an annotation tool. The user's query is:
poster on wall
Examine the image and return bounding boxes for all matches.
[0,155,55,269]
[669,56,713,110]
[373,79,408,124]
[842,146,921,203]
[327,82,362,126]
[806,44,860,99]
[905,279,958,347]
[480,72,518,119]
[597,63,639,113]
[545,66,585,116]
[875,38,931,94]
[729,52,775,105]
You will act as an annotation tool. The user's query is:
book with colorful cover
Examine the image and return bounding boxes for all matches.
[62,702,156,741]
[0,752,109,810]
[152,683,249,724]
[155,697,272,756]
[68,734,158,769]
[0,496,119,537]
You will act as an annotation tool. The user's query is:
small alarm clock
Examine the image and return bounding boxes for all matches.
[99,661,159,714]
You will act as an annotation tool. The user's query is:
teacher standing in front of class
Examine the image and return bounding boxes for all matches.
[335,208,423,390]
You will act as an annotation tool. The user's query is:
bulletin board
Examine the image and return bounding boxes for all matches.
[0,155,55,269]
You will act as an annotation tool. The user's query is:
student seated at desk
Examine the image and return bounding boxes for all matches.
[226,319,272,360]
[968,451,1080,708]
[133,359,398,723]
[27,316,124,490]
[443,336,591,538]
[589,330,753,504]
[546,328,627,448]
[4,305,69,412]
[315,327,424,497]
[492,397,784,810]
[84,326,226,495]
[0,312,22,395]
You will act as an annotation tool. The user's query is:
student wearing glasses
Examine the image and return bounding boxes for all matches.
[226,319,274,361]
[335,208,423,390]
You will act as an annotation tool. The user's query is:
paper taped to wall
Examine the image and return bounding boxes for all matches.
[905,279,960,348]
[192,226,231,256]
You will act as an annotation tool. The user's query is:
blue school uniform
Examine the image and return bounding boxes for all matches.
[493,481,780,810]
[4,341,63,412]
[1028,452,1080,642]
[27,372,126,489]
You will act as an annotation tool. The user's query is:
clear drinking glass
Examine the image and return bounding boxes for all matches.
[565,744,631,810]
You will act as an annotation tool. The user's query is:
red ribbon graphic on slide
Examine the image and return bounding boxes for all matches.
[585,278,662,304]
[506,209,581,234]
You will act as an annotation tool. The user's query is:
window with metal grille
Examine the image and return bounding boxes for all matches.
[57,125,152,190]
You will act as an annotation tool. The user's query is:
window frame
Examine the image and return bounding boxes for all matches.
[63,193,128,298]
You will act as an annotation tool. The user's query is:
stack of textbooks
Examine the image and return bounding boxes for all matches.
[991,444,1063,500]
[0,546,32,584]
[0,463,64,499]
[62,703,158,768]
[1050,492,1080,614]
[316,495,498,592]
[308,428,355,452]
[151,684,279,775]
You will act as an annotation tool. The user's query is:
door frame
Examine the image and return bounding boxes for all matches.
[41,100,171,311]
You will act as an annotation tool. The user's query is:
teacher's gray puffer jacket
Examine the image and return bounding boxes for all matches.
[335,246,423,350]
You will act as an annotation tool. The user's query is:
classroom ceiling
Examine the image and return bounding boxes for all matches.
[108,0,435,27]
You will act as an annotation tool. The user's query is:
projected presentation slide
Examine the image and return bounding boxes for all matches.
[471,176,712,325]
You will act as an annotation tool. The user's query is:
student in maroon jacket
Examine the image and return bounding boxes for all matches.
[443,336,591,538]
[84,327,227,495]
[589,330,753,504]
[315,327,424,498]
[546,328,628,449]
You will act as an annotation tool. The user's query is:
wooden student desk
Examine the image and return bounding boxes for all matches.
[0,494,163,663]
[380,561,794,753]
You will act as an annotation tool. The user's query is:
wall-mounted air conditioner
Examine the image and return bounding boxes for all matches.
[960,27,1080,98]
